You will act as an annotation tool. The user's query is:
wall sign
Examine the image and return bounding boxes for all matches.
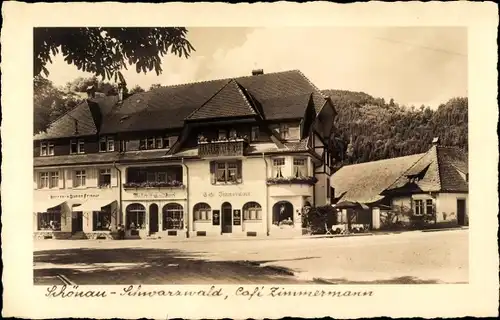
[212,210,220,226]
[233,209,241,226]
[131,192,176,199]
[203,191,251,198]
[49,194,99,200]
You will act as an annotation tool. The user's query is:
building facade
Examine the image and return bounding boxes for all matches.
[33,70,337,239]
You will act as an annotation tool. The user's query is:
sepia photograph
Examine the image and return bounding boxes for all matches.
[32,26,469,286]
[1,2,498,319]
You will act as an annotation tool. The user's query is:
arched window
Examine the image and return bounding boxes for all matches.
[272,201,294,226]
[126,203,146,230]
[163,203,184,230]
[193,203,211,221]
[243,202,262,221]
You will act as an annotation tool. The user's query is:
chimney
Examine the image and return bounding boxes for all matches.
[252,69,264,76]
[432,137,440,145]
[86,85,96,99]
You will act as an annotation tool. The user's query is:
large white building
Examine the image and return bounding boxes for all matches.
[33,69,337,240]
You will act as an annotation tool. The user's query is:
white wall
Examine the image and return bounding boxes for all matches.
[436,193,468,224]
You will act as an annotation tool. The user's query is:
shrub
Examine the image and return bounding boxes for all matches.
[302,205,337,234]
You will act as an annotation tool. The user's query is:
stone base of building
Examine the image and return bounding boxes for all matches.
[85,231,119,240]
[33,231,72,240]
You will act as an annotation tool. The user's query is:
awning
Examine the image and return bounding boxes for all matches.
[72,199,116,212]
[34,200,66,212]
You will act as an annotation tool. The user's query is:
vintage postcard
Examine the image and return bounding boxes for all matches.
[1,1,499,319]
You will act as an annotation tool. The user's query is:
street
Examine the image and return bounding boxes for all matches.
[34,229,468,285]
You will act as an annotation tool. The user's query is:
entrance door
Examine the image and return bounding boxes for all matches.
[72,212,83,233]
[457,199,466,225]
[149,204,159,234]
[221,202,232,233]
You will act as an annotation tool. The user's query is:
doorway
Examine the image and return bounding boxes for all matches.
[149,204,159,234]
[457,199,466,226]
[221,202,232,233]
[72,212,83,233]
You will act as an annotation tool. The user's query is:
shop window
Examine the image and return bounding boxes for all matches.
[93,207,112,231]
[425,199,434,215]
[99,168,111,188]
[293,158,307,177]
[38,211,61,231]
[211,161,242,184]
[272,201,294,226]
[414,200,424,216]
[193,203,212,221]
[243,202,262,221]
[74,170,86,187]
[126,203,146,232]
[163,203,184,230]
[272,158,285,178]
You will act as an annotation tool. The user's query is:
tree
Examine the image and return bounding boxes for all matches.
[149,83,162,90]
[34,27,195,82]
[129,85,146,94]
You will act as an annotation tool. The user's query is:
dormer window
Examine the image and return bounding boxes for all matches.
[251,126,260,141]
[40,141,54,156]
[70,139,85,154]
[99,136,115,152]
[279,124,289,140]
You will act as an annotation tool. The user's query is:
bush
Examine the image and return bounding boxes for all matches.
[302,205,337,234]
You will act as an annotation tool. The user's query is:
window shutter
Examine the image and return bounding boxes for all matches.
[66,169,73,189]
[34,172,39,189]
[89,168,98,187]
[237,160,242,182]
[209,161,216,184]
[58,169,65,189]
[111,168,118,187]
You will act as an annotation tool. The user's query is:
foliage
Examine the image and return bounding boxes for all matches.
[123,181,184,189]
[34,27,195,82]
[149,83,162,90]
[379,204,413,230]
[129,85,146,95]
[302,205,337,234]
[323,89,468,165]
[64,76,119,95]
[266,176,318,186]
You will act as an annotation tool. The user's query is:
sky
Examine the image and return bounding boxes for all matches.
[44,27,467,109]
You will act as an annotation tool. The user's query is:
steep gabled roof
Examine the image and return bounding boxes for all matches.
[331,153,424,204]
[186,80,257,120]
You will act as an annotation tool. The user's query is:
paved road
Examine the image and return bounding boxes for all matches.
[34,229,468,285]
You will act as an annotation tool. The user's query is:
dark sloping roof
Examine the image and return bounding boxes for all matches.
[331,153,424,204]
[34,152,120,167]
[34,95,119,140]
[100,70,327,133]
[436,146,468,192]
[186,80,256,120]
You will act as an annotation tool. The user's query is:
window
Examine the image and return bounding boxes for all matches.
[251,126,260,141]
[70,139,85,154]
[272,158,285,178]
[99,137,115,152]
[74,170,86,187]
[243,202,262,221]
[147,137,155,149]
[39,172,49,188]
[193,203,212,221]
[93,207,112,231]
[214,161,241,184]
[139,139,147,150]
[272,201,294,226]
[49,171,59,188]
[425,199,434,215]
[293,158,307,177]
[40,142,54,156]
[126,165,183,184]
[99,169,112,188]
[37,211,61,231]
[126,203,146,231]
[163,137,170,149]
[155,137,163,149]
[163,203,184,230]
[229,128,237,138]
[218,129,227,140]
[414,200,424,216]
[280,124,289,140]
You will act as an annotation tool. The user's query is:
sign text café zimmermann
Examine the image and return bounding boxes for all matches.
[32,69,336,240]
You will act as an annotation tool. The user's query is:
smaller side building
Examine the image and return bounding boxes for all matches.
[331,139,468,229]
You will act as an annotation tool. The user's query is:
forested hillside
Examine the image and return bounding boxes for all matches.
[324,89,468,165]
